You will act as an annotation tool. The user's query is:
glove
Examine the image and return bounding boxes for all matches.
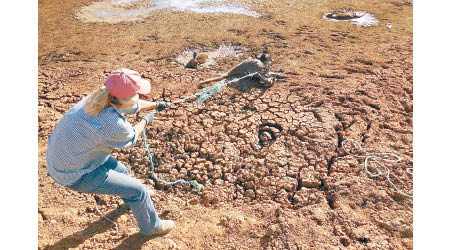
[142,112,155,125]
[155,101,169,111]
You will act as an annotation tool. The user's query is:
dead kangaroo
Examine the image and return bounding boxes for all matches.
[185,52,199,69]
[185,52,208,69]
[199,57,266,85]
[326,9,365,20]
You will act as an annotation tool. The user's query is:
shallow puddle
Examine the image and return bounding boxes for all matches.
[77,0,261,23]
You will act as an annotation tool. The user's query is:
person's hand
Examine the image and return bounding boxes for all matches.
[142,112,155,125]
[155,101,170,111]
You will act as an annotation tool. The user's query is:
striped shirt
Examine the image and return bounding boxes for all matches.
[46,97,139,186]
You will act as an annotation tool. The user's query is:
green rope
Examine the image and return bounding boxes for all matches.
[169,72,258,106]
[196,81,225,106]
[142,126,203,192]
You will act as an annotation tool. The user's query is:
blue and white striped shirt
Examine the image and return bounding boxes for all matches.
[46,97,139,186]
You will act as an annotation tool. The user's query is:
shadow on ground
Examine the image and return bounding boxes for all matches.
[112,233,161,250]
[43,204,130,250]
[43,203,168,250]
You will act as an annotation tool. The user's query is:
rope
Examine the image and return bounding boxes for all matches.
[168,71,260,107]
[142,128,203,192]
[140,71,260,192]
[340,139,413,198]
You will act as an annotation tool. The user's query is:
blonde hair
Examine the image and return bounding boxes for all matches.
[116,94,139,106]
[84,86,113,116]
[84,86,139,116]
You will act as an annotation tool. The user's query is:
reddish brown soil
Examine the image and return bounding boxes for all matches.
[38,0,413,249]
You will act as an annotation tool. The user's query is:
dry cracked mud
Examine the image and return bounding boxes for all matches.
[39,0,413,249]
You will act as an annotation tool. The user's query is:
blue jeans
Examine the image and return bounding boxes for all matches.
[67,156,161,234]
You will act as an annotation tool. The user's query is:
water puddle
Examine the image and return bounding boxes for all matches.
[77,0,261,23]
[322,9,379,27]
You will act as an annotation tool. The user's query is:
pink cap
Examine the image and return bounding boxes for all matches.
[104,68,151,98]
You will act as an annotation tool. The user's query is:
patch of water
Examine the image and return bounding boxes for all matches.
[113,0,140,4]
[77,0,261,23]
[150,0,260,17]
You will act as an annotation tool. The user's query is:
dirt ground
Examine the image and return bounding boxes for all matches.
[38,0,413,249]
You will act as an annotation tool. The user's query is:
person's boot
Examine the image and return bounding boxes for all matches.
[142,220,176,237]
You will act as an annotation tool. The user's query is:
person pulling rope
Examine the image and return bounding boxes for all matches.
[47,68,178,237]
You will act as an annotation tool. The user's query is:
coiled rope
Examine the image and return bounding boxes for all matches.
[340,139,413,198]
[141,72,260,192]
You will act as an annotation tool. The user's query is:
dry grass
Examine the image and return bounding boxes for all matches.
[39,0,412,68]
[38,0,412,117]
